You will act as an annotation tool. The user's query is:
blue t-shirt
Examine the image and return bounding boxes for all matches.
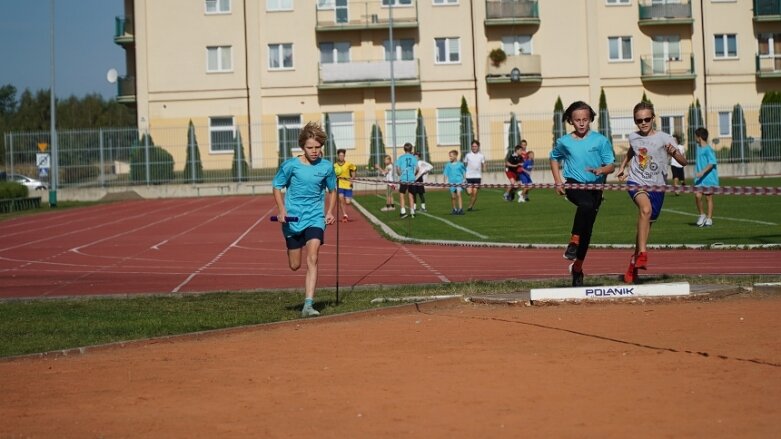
[444,161,466,184]
[695,144,719,187]
[272,157,337,236]
[550,131,615,183]
[396,153,418,183]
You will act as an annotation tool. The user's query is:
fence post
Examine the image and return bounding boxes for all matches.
[236,133,242,182]
[144,131,151,185]
[189,123,196,183]
[7,133,13,176]
[98,128,106,187]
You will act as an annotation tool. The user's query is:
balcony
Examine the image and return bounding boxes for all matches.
[638,0,693,26]
[640,53,695,81]
[114,16,134,45]
[318,59,420,89]
[485,54,542,84]
[315,1,418,32]
[484,0,540,26]
[117,76,136,104]
[756,55,781,78]
[754,0,781,22]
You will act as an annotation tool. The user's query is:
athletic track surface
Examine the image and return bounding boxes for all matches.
[1,196,778,300]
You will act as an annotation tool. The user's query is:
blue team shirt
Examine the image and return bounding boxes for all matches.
[396,153,418,183]
[444,161,466,184]
[550,131,615,183]
[695,144,719,187]
[272,157,337,236]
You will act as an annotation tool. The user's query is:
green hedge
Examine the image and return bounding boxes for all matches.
[0,182,29,200]
[129,145,175,184]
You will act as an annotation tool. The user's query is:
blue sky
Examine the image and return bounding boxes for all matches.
[0,0,124,99]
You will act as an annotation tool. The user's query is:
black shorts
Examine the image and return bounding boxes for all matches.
[285,227,325,250]
[671,166,685,181]
[399,183,413,194]
[410,184,425,195]
[466,178,481,185]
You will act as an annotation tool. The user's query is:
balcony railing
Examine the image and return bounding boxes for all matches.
[114,16,134,45]
[640,53,695,81]
[318,59,420,89]
[754,0,781,21]
[315,1,418,31]
[484,0,540,26]
[638,0,693,26]
[756,54,781,78]
[485,54,542,84]
[117,76,136,104]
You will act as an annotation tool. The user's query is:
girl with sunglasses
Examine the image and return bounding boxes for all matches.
[616,101,688,283]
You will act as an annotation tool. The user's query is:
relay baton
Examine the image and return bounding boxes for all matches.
[270,216,299,222]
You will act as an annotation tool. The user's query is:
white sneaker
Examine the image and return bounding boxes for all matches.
[301,306,320,317]
[696,214,706,227]
[517,195,526,203]
[703,218,713,227]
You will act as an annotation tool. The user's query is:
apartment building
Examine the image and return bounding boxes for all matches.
[114,0,781,170]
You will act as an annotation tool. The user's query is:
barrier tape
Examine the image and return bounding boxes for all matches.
[345,177,781,196]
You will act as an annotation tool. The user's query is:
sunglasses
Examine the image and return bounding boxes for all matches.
[635,117,654,124]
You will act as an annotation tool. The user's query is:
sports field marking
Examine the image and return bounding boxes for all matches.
[371,194,489,239]
[171,206,275,293]
[398,244,450,283]
[663,208,778,226]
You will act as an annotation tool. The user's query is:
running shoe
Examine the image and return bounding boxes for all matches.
[696,214,706,227]
[703,218,713,227]
[400,212,409,219]
[563,242,578,260]
[569,263,584,287]
[623,262,637,284]
[301,306,320,318]
[635,252,648,270]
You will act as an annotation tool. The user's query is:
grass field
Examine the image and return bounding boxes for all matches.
[356,177,781,246]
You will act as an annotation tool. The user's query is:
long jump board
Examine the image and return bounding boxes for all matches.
[530,282,690,302]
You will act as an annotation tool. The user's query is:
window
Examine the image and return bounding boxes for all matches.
[718,111,731,137]
[434,0,458,4]
[610,116,635,141]
[383,0,413,5]
[606,0,630,4]
[268,43,293,70]
[384,39,414,61]
[502,35,533,55]
[327,112,355,149]
[435,37,460,64]
[608,36,633,61]
[267,0,293,11]
[758,32,781,56]
[714,34,737,58]
[659,115,684,138]
[209,117,236,153]
[205,0,230,13]
[436,108,460,145]
[206,46,232,72]
[320,42,350,64]
[278,115,302,159]
[384,109,416,146]
[317,0,334,8]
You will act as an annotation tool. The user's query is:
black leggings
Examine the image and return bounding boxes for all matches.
[564,179,604,261]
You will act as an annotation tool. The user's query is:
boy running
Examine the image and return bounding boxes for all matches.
[333,148,357,222]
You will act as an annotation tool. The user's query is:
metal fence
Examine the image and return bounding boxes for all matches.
[4,104,780,189]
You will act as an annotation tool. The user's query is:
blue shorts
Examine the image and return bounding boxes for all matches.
[518,173,532,185]
[449,185,463,193]
[337,188,353,198]
[285,227,325,250]
[628,181,665,222]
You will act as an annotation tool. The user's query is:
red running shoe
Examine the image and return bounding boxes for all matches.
[635,252,648,270]
[623,263,637,284]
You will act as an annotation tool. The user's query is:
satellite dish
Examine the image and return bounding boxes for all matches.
[106,68,118,84]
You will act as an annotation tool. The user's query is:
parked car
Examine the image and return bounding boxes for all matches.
[7,174,47,191]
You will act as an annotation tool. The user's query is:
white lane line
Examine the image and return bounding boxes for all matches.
[398,244,450,283]
[371,194,488,239]
[663,209,778,226]
[171,206,275,293]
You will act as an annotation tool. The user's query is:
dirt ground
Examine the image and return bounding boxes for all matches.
[2,294,780,438]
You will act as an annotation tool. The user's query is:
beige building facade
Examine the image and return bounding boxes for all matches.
[114,0,781,169]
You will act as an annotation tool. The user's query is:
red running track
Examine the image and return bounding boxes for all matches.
[0,196,778,299]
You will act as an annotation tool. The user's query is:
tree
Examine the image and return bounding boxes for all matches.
[598,88,613,147]
[641,91,652,105]
[459,96,475,159]
[760,91,781,159]
[507,112,521,158]
[130,133,174,184]
[367,123,387,171]
[730,104,748,162]
[686,99,704,161]
[323,113,337,162]
[414,109,430,163]
[552,96,565,146]
[277,125,297,166]
[232,131,249,182]
[183,120,204,183]
[0,84,17,116]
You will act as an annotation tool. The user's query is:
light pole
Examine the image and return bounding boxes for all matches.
[389,2,397,163]
[49,0,58,207]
